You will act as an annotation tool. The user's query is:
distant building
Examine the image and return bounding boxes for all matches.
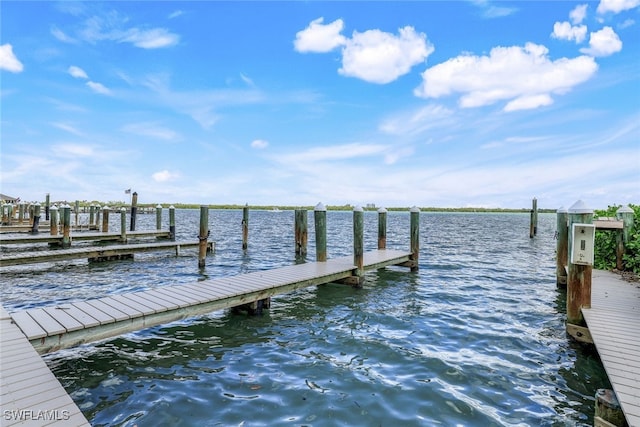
[0,194,19,204]
[366,203,376,209]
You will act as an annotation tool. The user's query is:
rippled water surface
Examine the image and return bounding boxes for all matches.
[1,210,609,426]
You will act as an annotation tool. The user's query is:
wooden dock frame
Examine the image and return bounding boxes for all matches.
[556,200,639,427]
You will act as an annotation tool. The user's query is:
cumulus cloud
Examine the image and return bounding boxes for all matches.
[68,65,88,79]
[152,170,179,182]
[580,26,623,56]
[552,21,588,43]
[414,42,598,112]
[570,4,589,24]
[339,26,433,84]
[251,139,269,149]
[597,0,640,14]
[0,44,24,73]
[294,17,346,53]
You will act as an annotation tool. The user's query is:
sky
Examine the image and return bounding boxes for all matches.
[1,1,639,210]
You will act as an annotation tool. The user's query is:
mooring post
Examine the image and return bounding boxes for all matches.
[616,206,635,270]
[378,207,387,250]
[595,389,626,427]
[130,191,138,231]
[314,203,327,262]
[102,206,110,233]
[556,206,568,288]
[198,205,209,268]
[294,209,308,258]
[353,206,364,284]
[89,204,95,228]
[567,200,594,327]
[18,202,25,224]
[45,193,50,221]
[31,203,41,233]
[49,205,58,236]
[75,200,80,227]
[120,207,127,242]
[169,205,176,241]
[62,204,71,248]
[242,204,249,251]
[155,204,163,230]
[95,205,102,230]
[410,206,420,272]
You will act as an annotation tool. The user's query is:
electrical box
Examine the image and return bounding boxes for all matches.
[571,223,595,266]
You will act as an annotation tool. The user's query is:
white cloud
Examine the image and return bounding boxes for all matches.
[618,18,635,28]
[0,44,24,73]
[51,122,84,136]
[152,170,179,182]
[86,81,112,95]
[53,143,94,157]
[251,139,269,149]
[168,10,184,19]
[580,26,623,56]
[597,0,640,14]
[294,17,346,53]
[68,65,89,79]
[120,28,179,49]
[379,104,454,136]
[570,4,589,24]
[339,26,433,84]
[274,143,388,164]
[51,26,77,43]
[414,43,598,111]
[121,122,180,141]
[551,22,587,43]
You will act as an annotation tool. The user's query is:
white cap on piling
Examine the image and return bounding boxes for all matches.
[568,200,592,214]
[378,207,388,213]
[617,205,634,214]
[156,204,162,208]
[103,205,110,210]
[557,206,568,214]
[120,206,126,212]
[410,206,421,213]
[353,205,363,212]
[315,202,326,211]
[50,205,58,211]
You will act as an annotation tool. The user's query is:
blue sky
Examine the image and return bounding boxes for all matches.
[1,1,639,209]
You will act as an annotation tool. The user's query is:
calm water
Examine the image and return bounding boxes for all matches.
[0,210,609,426]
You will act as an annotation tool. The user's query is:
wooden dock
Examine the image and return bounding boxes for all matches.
[0,240,209,267]
[0,230,171,245]
[582,270,640,427]
[0,306,90,426]
[8,249,412,354]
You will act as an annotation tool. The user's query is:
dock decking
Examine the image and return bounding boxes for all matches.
[7,249,412,354]
[0,240,208,267]
[0,230,171,245]
[0,306,90,426]
[582,270,640,427]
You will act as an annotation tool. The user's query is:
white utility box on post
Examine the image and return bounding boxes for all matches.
[571,223,595,266]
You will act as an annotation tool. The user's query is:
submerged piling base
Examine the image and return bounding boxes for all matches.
[233,298,271,315]
[595,389,627,427]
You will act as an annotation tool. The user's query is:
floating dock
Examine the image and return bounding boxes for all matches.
[582,270,640,427]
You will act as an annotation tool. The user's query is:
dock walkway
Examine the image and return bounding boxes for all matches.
[0,230,171,245]
[582,270,640,427]
[0,306,90,426]
[0,240,206,267]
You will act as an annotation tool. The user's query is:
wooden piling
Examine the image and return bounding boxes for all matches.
[120,207,127,242]
[169,206,176,241]
[45,193,50,221]
[18,202,25,224]
[616,206,635,270]
[529,197,538,238]
[31,203,41,233]
[294,209,308,257]
[156,204,162,230]
[49,205,59,236]
[75,200,80,226]
[101,206,110,233]
[567,200,593,327]
[198,205,209,268]
[130,192,138,231]
[314,203,327,262]
[410,206,420,272]
[353,206,364,283]
[595,389,626,427]
[242,205,249,251]
[89,204,95,227]
[378,207,387,250]
[556,206,568,288]
[62,205,71,248]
